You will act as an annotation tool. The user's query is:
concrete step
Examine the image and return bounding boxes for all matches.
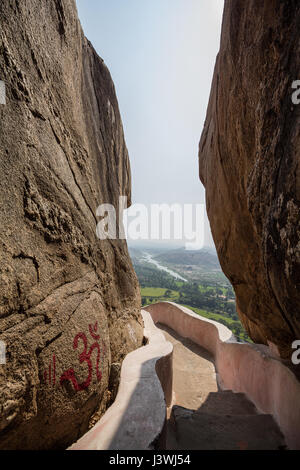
[194,390,259,416]
[167,405,287,450]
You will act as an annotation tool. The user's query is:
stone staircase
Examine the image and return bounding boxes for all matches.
[69,307,299,450]
[167,391,286,450]
[155,322,287,450]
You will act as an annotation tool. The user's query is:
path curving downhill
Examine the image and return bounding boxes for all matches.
[156,323,287,450]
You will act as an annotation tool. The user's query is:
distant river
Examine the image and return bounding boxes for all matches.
[142,252,187,282]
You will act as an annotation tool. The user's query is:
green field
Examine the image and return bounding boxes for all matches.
[141,287,179,300]
[141,286,251,343]
[181,305,236,324]
[134,255,251,343]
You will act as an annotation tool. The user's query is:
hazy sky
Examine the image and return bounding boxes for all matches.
[76,0,224,247]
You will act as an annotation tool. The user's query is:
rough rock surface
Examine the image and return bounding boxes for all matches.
[199,0,300,358]
[0,0,143,449]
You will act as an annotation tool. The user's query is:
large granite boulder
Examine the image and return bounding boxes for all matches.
[199,0,300,359]
[0,0,143,449]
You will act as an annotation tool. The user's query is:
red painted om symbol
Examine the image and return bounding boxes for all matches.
[60,322,103,391]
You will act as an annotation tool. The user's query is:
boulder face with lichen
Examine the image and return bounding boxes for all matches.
[0,0,143,449]
[199,0,300,359]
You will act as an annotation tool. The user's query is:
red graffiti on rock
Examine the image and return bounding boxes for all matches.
[60,322,104,392]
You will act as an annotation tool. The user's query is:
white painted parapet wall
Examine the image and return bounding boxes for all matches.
[145,302,300,450]
[69,310,173,450]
